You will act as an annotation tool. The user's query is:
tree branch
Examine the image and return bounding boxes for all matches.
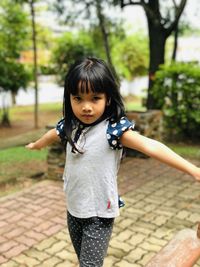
[172,0,178,9]
[142,0,163,28]
[121,0,157,21]
[120,0,142,9]
[166,0,187,36]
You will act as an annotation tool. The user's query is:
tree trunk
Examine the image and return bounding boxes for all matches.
[11,91,17,105]
[30,0,39,129]
[147,20,167,109]
[1,106,11,127]
[172,25,179,61]
[95,0,112,66]
[120,0,187,110]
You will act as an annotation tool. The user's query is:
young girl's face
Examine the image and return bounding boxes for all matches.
[70,90,107,125]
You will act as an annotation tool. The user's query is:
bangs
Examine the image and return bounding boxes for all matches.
[65,59,114,96]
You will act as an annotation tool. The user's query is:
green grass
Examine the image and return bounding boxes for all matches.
[125,101,146,112]
[0,146,47,187]
[167,143,200,159]
[0,129,46,150]
[0,146,47,164]
[9,102,62,121]
[10,102,62,115]
[124,95,146,112]
[0,102,59,195]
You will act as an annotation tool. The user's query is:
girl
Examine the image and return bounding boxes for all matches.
[26,57,200,267]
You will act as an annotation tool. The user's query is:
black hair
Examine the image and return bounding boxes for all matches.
[63,57,125,152]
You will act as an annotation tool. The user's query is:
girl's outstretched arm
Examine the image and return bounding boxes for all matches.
[120,130,200,181]
[26,128,60,150]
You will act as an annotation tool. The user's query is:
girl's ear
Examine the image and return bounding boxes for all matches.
[107,98,111,106]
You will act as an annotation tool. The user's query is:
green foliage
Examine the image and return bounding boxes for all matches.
[87,20,127,61]
[51,31,99,85]
[0,58,31,93]
[0,0,30,59]
[0,57,31,125]
[39,65,55,75]
[152,62,200,140]
[0,0,31,124]
[51,29,149,85]
[112,34,149,80]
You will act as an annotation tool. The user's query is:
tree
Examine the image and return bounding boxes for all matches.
[15,0,40,128]
[29,0,39,128]
[52,31,98,86]
[171,16,194,62]
[0,0,29,59]
[51,0,120,67]
[0,58,30,126]
[112,34,149,80]
[120,0,187,109]
[95,0,113,66]
[0,0,30,125]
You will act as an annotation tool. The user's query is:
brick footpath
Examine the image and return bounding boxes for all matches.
[0,157,200,267]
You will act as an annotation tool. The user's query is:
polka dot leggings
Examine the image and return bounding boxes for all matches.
[67,211,114,267]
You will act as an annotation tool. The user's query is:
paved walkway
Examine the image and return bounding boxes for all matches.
[0,157,200,267]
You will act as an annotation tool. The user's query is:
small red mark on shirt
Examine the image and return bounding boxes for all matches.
[107,200,111,209]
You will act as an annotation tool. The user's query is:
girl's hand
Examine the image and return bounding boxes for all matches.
[191,167,200,182]
[25,142,40,150]
[25,128,59,150]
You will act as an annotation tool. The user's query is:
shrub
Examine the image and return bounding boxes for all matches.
[152,62,200,140]
[112,34,149,80]
[51,32,98,86]
[0,58,31,125]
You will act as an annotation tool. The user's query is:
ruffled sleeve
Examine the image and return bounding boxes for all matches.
[107,117,135,150]
[56,118,66,143]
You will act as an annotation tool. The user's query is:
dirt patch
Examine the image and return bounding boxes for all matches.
[0,109,61,140]
[0,160,47,197]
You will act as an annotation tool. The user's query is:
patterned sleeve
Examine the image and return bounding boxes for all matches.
[56,118,66,143]
[107,117,135,150]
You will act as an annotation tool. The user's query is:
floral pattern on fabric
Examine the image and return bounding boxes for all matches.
[56,118,66,144]
[107,117,135,150]
[56,116,135,150]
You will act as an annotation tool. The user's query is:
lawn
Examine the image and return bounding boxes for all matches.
[0,146,48,197]
[0,146,47,164]
[0,102,60,196]
[167,143,200,160]
[9,102,62,121]
[124,95,146,112]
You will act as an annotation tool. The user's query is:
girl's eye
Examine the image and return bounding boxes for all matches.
[73,96,82,102]
[93,96,101,101]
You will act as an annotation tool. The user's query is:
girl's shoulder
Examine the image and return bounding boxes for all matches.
[107,116,135,150]
[56,118,66,143]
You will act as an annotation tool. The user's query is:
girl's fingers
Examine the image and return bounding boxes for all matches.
[193,168,200,181]
[25,143,35,149]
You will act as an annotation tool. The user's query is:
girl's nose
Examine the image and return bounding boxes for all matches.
[82,102,92,112]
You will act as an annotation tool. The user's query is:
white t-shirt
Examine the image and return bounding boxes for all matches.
[56,117,134,218]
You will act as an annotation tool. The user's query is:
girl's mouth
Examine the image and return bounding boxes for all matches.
[82,114,93,118]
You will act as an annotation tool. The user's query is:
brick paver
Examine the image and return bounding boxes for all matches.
[0,157,200,266]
